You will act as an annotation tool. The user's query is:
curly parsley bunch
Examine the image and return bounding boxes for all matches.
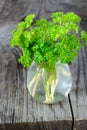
[11,12,87,68]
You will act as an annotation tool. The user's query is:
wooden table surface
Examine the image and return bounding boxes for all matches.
[0,0,87,130]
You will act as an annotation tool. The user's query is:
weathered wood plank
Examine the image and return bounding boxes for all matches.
[3,121,72,130]
[0,0,87,21]
[69,46,87,120]
[0,121,87,130]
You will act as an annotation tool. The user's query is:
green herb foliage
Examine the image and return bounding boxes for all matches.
[11,12,87,68]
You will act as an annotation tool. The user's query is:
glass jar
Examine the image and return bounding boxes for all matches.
[27,61,72,104]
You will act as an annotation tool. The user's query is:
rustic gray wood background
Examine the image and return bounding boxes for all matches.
[0,0,87,128]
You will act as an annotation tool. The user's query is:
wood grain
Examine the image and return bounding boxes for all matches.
[0,0,87,21]
[0,21,17,45]
[0,0,87,128]
[0,121,87,130]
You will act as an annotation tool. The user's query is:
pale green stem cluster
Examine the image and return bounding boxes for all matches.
[28,67,58,104]
[28,68,42,97]
[43,68,58,104]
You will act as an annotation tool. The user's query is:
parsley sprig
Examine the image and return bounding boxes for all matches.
[11,12,87,68]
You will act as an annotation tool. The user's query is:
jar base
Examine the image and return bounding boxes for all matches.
[31,92,66,104]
